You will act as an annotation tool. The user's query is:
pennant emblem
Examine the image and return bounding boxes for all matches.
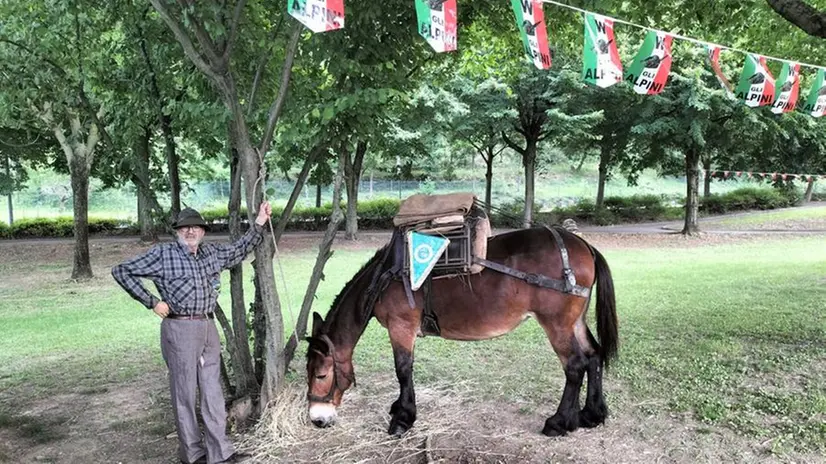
[408,231,450,291]
[511,0,552,69]
[415,0,457,53]
[771,62,801,114]
[625,30,673,95]
[582,13,623,88]
[288,0,344,32]
[735,55,776,107]
[706,45,733,92]
[802,68,826,117]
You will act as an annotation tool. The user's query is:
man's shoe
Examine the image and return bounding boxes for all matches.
[181,457,206,464]
[224,452,252,463]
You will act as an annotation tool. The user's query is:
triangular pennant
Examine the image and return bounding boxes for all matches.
[706,45,733,92]
[625,30,673,95]
[288,0,344,33]
[735,55,776,107]
[511,0,552,69]
[582,13,623,88]
[771,62,801,114]
[802,68,826,117]
[735,171,742,177]
[415,0,457,53]
[407,231,450,291]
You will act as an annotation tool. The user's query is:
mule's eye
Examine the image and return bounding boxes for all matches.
[315,374,328,380]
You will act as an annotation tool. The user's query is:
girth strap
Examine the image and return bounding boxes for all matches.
[546,225,578,293]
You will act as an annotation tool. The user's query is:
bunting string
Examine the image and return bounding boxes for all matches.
[540,0,826,71]
[706,170,825,182]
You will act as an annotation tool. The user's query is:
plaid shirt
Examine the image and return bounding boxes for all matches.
[112,224,264,315]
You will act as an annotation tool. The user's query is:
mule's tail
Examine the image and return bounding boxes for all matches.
[591,247,619,369]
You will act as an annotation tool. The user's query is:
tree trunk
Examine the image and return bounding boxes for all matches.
[69,156,93,279]
[596,144,610,209]
[162,114,181,219]
[5,152,12,224]
[315,182,322,208]
[522,139,537,228]
[682,148,701,235]
[283,150,346,366]
[344,140,366,240]
[226,135,258,398]
[804,177,815,202]
[703,158,712,198]
[484,147,494,216]
[134,128,156,242]
[235,133,283,410]
[138,20,180,220]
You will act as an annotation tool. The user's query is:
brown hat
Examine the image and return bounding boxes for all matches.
[173,208,208,230]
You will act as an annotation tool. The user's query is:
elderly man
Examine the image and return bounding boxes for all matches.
[112,202,271,464]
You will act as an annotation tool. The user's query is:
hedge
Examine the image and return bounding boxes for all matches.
[0,188,807,238]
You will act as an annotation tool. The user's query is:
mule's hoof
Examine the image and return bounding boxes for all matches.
[388,419,411,438]
[542,414,576,437]
[541,422,567,437]
[579,408,605,428]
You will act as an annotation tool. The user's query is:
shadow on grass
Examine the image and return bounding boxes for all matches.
[0,409,69,445]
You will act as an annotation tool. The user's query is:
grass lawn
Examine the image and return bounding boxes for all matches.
[703,204,826,230]
[0,233,824,462]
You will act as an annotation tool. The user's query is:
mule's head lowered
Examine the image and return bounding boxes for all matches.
[305,312,355,428]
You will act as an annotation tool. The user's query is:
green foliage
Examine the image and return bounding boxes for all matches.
[0,221,9,239]
[700,187,798,214]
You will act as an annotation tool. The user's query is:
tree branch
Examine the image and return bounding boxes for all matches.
[502,131,525,155]
[258,23,301,156]
[0,38,68,77]
[36,103,74,164]
[766,0,826,38]
[149,0,221,82]
[246,19,282,117]
[223,0,247,62]
[176,0,226,71]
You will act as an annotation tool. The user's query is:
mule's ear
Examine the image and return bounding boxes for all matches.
[311,312,324,338]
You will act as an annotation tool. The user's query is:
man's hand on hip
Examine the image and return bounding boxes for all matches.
[255,201,272,226]
[153,301,170,318]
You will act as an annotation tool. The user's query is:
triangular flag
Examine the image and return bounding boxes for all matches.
[415,0,457,53]
[408,231,450,291]
[288,0,344,32]
[582,13,623,88]
[771,62,801,114]
[736,171,742,177]
[706,45,733,91]
[511,0,552,69]
[625,30,673,95]
[802,68,826,117]
[735,55,776,107]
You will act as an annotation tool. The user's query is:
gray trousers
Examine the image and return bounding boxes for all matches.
[161,318,235,464]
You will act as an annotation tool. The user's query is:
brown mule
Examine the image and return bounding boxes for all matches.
[306,227,618,437]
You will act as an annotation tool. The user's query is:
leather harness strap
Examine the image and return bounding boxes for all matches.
[472,226,591,299]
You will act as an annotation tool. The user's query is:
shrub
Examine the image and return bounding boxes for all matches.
[700,187,795,214]
[0,221,10,239]
[12,217,74,238]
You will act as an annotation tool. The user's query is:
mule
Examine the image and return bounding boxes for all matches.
[305,226,618,437]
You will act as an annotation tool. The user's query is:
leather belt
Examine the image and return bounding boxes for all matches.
[166,313,214,320]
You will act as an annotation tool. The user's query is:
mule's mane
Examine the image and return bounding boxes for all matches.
[324,230,401,329]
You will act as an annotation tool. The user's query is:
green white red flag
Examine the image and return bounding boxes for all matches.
[624,31,673,95]
[287,0,344,32]
[582,13,622,88]
[415,0,457,53]
[706,45,733,91]
[771,62,801,114]
[802,69,826,117]
[511,0,551,69]
[735,55,776,107]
